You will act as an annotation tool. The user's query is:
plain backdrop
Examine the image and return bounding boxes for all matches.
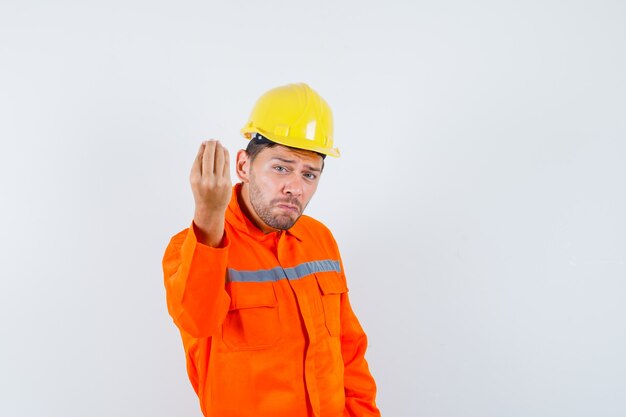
[1,1,625,416]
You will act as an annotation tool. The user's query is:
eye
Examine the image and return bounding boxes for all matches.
[303,172,317,181]
[273,165,288,173]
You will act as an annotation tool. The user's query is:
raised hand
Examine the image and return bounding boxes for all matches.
[190,140,231,247]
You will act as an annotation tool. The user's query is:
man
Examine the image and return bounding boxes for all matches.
[163,83,380,417]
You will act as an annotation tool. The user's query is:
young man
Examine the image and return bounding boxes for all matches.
[163,83,380,416]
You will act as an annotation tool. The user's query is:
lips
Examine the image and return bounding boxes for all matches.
[277,204,299,213]
[273,199,302,214]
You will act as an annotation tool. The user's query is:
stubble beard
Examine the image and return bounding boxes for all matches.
[249,176,304,231]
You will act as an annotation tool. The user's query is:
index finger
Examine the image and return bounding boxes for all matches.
[191,141,206,177]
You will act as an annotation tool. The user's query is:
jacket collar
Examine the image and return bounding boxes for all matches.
[226,182,304,241]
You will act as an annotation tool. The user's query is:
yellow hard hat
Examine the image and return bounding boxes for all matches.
[241,83,340,157]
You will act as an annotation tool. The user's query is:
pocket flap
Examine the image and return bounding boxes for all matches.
[228,282,278,310]
[315,272,348,295]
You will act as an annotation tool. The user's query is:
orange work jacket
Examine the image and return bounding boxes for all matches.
[163,183,380,417]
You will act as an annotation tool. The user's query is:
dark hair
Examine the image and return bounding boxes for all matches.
[245,133,327,162]
[245,134,279,161]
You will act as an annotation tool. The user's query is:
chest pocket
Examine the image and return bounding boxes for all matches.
[315,273,348,337]
[222,282,281,351]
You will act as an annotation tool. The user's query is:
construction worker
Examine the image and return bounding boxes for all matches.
[163,83,381,416]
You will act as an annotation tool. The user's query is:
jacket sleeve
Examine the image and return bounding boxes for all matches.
[162,222,232,338]
[340,291,381,416]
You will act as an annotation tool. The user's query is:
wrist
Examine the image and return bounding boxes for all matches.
[193,210,226,247]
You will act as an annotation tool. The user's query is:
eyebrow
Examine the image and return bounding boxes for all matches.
[271,157,322,172]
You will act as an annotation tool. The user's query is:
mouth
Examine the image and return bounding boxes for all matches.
[276,203,300,214]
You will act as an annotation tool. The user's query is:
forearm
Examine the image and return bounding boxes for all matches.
[193,207,226,248]
[163,224,231,338]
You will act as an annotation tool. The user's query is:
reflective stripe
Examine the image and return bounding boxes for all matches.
[228,260,341,283]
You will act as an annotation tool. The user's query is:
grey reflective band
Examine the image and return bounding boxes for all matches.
[228,260,341,283]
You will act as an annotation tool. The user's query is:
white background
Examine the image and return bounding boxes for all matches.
[1,1,625,416]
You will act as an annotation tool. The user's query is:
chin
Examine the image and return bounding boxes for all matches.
[270,215,299,230]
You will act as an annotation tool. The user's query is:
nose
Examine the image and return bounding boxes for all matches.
[283,176,304,198]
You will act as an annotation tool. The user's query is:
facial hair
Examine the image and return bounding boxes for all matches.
[248,174,305,230]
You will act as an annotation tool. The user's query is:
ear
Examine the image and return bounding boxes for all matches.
[236,149,250,182]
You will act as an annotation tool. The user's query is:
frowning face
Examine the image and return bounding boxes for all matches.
[238,144,324,233]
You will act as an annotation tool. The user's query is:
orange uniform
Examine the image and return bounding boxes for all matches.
[163,184,380,416]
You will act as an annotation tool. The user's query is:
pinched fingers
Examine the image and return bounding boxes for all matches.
[204,140,229,179]
[191,139,228,179]
[190,139,232,213]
